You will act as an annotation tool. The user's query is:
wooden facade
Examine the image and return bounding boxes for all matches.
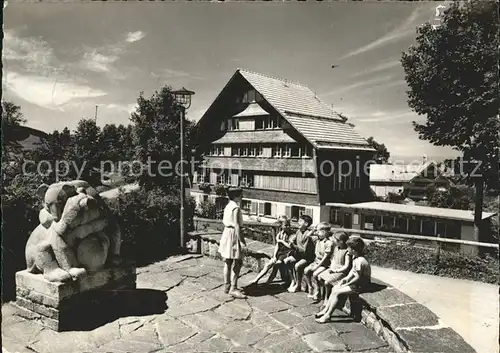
[191,69,375,224]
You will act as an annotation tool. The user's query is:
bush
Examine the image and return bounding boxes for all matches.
[2,173,45,302]
[365,242,499,284]
[106,187,196,266]
[197,200,217,219]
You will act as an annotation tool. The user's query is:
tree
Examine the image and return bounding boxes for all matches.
[401,0,499,243]
[426,184,474,210]
[366,136,390,164]
[130,86,198,192]
[73,118,103,183]
[2,101,27,126]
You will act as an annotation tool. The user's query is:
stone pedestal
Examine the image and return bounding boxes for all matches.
[15,266,136,331]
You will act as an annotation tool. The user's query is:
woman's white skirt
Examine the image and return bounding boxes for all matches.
[218,227,242,260]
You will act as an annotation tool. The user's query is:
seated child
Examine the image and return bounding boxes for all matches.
[248,215,294,286]
[315,237,371,323]
[303,222,333,301]
[318,231,352,306]
[285,214,315,293]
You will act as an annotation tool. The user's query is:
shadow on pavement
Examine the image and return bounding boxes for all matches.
[62,289,168,332]
[243,281,289,297]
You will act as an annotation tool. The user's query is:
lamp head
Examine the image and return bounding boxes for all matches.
[172,87,195,109]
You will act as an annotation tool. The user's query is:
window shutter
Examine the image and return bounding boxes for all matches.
[258,202,265,216]
[271,203,278,217]
[231,173,239,186]
[285,206,292,218]
[251,202,258,215]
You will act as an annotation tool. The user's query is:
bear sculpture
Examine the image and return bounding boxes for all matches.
[25,180,122,282]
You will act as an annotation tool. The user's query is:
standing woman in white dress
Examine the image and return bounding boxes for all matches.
[218,187,247,298]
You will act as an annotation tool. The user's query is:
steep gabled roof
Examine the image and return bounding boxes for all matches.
[238,69,342,121]
[198,68,373,151]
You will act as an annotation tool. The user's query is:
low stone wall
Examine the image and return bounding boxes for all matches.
[15,266,136,331]
[189,231,477,353]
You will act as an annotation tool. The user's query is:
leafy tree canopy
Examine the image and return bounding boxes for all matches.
[130,86,199,192]
[366,136,391,164]
[401,0,499,189]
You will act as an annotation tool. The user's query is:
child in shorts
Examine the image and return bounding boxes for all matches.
[286,214,314,293]
[303,222,333,301]
[317,231,352,307]
[315,237,371,323]
[248,215,294,286]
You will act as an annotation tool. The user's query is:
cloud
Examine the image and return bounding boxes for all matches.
[340,7,423,60]
[3,30,58,75]
[356,110,417,123]
[323,75,395,97]
[3,30,108,110]
[4,72,107,110]
[104,103,138,114]
[126,31,146,43]
[82,50,119,73]
[352,59,401,77]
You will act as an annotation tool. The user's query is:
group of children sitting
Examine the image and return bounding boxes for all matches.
[246,214,372,323]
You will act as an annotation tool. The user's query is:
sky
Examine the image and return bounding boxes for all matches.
[3,1,459,162]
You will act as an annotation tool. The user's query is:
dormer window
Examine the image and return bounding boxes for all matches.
[226,118,239,131]
[256,115,282,130]
[242,89,263,103]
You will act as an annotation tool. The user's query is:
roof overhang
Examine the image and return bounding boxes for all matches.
[233,102,270,118]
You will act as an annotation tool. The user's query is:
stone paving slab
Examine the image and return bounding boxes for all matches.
[2,255,389,353]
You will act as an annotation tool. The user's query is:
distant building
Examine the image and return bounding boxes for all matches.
[369,158,453,202]
[327,201,497,255]
[190,69,375,224]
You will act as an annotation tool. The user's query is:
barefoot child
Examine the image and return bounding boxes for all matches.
[318,231,352,306]
[315,237,371,323]
[218,187,247,299]
[286,215,314,293]
[303,222,333,301]
[248,215,293,286]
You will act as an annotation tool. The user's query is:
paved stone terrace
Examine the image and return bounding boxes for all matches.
[2,255,393,353]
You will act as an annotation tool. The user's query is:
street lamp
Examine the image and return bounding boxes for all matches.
[172,87,195,250]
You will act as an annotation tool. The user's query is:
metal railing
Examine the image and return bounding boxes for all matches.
[192,216,499,250]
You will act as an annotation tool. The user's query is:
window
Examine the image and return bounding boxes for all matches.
[273,144,282,157]
[218,171,227,184]
[226,118,239,131]
[290,145,300,158]
[408,218,420,235]
[291,205,306,221]
[257,145,264,157]
[422,219,435,236]
[302,145,311,158]
[330,208,342,226]
[364,215,374,230]
[397,216,408,233]
[241,146,248,157]
[249,146,257,157]
[241,172,253,187]
[269,115,280,129]
[264,202,272,216]
[243,89,256,103]
[231,147,239,156]
[353,214,359,225]
[241,200,252,214]
[282,144,291,157]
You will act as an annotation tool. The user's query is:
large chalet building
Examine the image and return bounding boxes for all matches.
[190,69,375,224]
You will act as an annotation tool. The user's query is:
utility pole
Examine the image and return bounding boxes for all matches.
[95,105,98,123]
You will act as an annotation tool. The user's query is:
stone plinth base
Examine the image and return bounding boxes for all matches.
[15,266,136,331]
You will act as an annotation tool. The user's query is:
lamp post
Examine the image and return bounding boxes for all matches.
[172,87,195,250]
